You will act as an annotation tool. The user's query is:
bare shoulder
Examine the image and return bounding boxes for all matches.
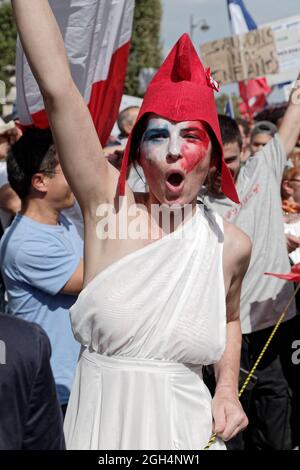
[223,219,252,290]
[224,219,252,261]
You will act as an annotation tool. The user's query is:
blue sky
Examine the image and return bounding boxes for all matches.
[160,0,300,98]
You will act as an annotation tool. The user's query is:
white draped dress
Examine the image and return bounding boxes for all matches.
[64,205,227,450]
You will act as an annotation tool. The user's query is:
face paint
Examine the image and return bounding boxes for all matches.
[142,120,171,162]
[141,117,210,173]
[180,123,210,172]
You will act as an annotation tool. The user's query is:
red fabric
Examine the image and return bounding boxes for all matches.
[31,42,131,147]
[31,109,50,129]
[239,78,271,119]
[88,42,130,146]
[265,264,300,283]
[118,33,239,203]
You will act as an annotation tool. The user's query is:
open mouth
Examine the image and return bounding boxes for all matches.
[165,170,185,193]
[167,172,184,186]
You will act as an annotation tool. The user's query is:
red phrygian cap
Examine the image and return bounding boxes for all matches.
[118,33,239,204]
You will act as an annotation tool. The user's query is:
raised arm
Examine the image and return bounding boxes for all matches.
[12,0,121,213]
[279,73,300,156]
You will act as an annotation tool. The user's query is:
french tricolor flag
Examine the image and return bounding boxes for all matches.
[16,0,135,146]
[227,0,271,119]
[224,100,235,118]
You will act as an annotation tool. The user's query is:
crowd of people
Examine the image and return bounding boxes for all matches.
[0,0,300,452]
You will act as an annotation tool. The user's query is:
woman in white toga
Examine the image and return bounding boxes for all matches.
[13,0,251,450]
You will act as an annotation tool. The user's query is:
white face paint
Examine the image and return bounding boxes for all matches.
[138,115,212,206]
[141,116,210,172]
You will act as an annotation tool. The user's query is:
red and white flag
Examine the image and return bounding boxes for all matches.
[16,0,135,146]
[227,0,271,120]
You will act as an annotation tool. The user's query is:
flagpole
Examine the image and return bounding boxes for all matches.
[226,0,246,121]
[229,93,235,118]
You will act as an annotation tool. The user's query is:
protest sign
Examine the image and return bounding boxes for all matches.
[200,27,278,85]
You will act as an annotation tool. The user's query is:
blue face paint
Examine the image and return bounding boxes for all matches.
[143,122,170,144]
[140,117,210,165]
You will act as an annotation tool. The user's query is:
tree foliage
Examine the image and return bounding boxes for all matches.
[125,0,162,97]
[216,93,241,118]
[0,3,17,89]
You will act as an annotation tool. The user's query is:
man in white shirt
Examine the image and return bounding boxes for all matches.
[205,81,300,449]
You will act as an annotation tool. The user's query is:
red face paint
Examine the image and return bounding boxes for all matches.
[180,125,210,173]
[141,118,210,175]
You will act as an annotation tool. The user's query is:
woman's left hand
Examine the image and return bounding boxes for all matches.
[211,387,248,442]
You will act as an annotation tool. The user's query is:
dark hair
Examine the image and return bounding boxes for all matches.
[218,114,243,150]
[7,128,58,199]
[128,113,149,164]
[255,104,287,126]
[236,117,250,137]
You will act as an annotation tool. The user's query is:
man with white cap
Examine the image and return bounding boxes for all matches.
[250,120,278,155]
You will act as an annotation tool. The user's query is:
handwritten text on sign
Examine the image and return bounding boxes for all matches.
[200,28,279,85]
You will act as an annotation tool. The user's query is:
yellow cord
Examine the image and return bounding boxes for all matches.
[203,282,300,450]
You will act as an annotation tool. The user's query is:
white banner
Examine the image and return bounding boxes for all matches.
[262,15,300,86]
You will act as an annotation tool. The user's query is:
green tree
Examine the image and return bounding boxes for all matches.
[216,93,241,118]
[0,3,17,90]
[125,0,162,97]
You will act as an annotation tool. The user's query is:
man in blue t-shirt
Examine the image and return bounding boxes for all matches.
[0,128,83,411]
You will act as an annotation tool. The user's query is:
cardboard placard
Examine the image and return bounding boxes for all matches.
[200,27,279,85]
